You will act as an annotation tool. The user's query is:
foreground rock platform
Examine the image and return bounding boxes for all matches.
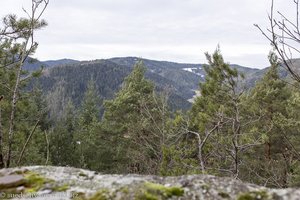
[0,166,299,199]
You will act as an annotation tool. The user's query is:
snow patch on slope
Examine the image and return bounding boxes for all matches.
[182,67,204,77]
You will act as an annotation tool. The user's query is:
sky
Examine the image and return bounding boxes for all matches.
[0,0,295,68]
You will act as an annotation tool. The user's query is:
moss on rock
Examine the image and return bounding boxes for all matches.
[23,171,54,193]
[0,170,70,199]
[87,189,110,200]
[82,182,184,200]
[218,191,230,199]
[237,190,270,200]
[52,183,70,192]
[135,182,184,200]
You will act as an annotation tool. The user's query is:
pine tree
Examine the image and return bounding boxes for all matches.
[0,0,49,167]
[189,48,259,178]
[102,61,173,174]
[285,88,300,187]
[159,112,200,176]
[73,79,102,169]
[50,100,77,166]
[242,53,297,187]
[0,85,50,167]
[102,61,153,173]
[78,79,102,127]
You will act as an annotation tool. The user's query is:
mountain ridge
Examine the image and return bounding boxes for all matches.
[27,56,295,115]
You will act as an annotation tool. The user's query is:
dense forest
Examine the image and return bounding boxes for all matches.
[1,0,300,190]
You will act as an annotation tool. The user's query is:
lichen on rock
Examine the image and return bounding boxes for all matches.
[0,166,299,200]
[0,167,69,199]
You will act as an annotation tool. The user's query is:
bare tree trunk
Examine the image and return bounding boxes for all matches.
[188,121,224,174]
[5,0,49,167]
[198,143,205,174]
[233,145,239,177]
[232,98,241,178]
[6,46,29,168]
[44,131,49,165]
[265,142,271,160]
[0,107,5,168]
[16,120,40,166]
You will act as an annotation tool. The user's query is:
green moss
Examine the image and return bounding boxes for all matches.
[88,189,110,200]
[82,182,184,200]
[140,192,158,200]
[0,170,70,199]
[52,184,69,192]
[218,191,230,198]
[71,192,86,200]
[120,187,129,194]
[0,171,51,199]
[201,184,210,191]
[136,182,184,200]
[79,172,88,177]
[23,171,70,194]
[23,171,53,193]
[237,190,270,200]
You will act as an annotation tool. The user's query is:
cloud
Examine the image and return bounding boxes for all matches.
[0,0,294,68]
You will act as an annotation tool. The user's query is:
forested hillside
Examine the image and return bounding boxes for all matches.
[30,58,196,116]
[27,56,266,119]
[8,49,300,188]
[2,0,300,194]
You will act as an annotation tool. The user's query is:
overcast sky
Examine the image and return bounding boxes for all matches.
[0,0,294,68]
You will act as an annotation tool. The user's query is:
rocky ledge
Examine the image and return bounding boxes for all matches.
[0,166,299,200]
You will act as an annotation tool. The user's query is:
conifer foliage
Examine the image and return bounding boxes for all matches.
[1,0,300,189]
[0,0,49,167]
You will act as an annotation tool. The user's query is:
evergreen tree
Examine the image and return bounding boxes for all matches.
[3,85,50,166]
[103,61,171,174]
[285,87,300,187]
[189,48,259,178]
[78,79,102,127]
[0,0,49,167]
[242,53,298,187]
[102,61,154,173]
[50,100,77,166]
[73,79,102,169]
[159,112,200,176]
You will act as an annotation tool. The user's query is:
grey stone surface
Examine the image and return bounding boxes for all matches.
[0,166,299,199]
[0,175,25,189]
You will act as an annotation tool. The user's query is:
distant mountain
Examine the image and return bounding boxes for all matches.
[23,57,49,71]
[43,59,79,67]
[32,58,195,112]
[29,56,291,116]
[240,60,296,88]
[109,57,205,97]
[23,58,80,72]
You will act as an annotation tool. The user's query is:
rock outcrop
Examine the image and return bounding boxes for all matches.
[0,166,299,200]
